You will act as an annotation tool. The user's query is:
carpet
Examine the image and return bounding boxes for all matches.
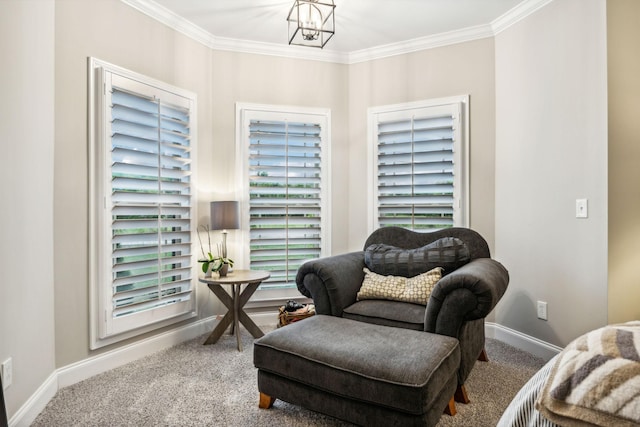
[33,328,546,426]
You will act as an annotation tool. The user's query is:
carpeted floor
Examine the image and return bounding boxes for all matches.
[32,328,546,426]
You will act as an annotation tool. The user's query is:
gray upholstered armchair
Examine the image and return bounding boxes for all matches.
[295,227,509,403]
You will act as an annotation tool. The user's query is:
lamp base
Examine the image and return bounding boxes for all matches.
[221,230,228,259]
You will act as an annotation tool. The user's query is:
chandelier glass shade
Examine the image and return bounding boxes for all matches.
[287,0,335,49]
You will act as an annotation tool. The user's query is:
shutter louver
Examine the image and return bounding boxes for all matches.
[248,119,322,288]
[109,84,193,321]
[377,112,456,230]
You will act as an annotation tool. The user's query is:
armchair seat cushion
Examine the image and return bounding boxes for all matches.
[343,300,426,331]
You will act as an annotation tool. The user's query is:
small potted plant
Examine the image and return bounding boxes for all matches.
[198,225,234,277]
[200,252,234,277]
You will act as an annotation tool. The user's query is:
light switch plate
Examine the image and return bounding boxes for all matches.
[576,198,588,218]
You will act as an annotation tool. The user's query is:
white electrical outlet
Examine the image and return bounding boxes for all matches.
[537,301,548,321]
[1,357,12,389]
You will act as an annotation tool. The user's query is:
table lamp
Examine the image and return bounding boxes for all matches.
[210,201,240,259]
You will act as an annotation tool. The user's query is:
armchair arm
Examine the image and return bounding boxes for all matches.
[296,251,366,317]
[425,258,509,337]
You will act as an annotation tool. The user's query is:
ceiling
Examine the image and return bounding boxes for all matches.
[149,0,527,54]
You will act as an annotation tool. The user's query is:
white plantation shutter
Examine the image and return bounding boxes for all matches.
[90,59,197,347]
[370,98,468,231]
[238,105,330,296]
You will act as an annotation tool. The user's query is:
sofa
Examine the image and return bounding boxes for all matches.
[295,226,509,401]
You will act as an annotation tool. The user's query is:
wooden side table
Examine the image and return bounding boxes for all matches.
[199,269,270,351]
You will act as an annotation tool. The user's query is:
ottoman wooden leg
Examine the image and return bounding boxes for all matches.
[454,384,470,404]
[444,397,457,416]
[259,392,275,409]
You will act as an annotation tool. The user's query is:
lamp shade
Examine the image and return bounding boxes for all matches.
[210,201,240,231]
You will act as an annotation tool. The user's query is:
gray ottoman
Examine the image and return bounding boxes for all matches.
[253,315,460,426]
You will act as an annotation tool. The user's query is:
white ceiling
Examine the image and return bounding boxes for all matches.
[148,0,527,54]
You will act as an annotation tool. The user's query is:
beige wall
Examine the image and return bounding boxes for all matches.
[494,0,608,346]
[54,0,498,368]
[53,0,496,368]
[53,0,349,366]
[0,0,56,418]
[54,0,215,367]
[347,38,497,253]
[210,51,350,254]
[607,0,640,324]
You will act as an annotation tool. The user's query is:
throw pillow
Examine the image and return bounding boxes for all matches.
[365,237,470,277]
[357,267,443,305]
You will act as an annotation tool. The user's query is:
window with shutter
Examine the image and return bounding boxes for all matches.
[369,97,469,231]
[89,58,197,348]
[237,104,330,300]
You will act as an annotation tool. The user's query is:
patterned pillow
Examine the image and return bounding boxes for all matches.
[365,237,470,277]
[357,267,443,305]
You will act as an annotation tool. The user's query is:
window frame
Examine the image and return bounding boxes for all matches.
[236,103,331,303]
[367,96,470,233]
[88,57,198,349]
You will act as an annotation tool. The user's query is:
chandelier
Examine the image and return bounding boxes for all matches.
[287,0,335,49]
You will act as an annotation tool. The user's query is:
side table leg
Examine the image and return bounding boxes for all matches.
[204,283,235,345]
[203,312,233,345]
[234,285,242,351]
[236,282,264,339]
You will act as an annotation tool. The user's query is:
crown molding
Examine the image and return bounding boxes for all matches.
[121,0,554,65]
[121,0,216,49]
[347,24,494,64]
[491,0,555,35]
[212,36,350,64]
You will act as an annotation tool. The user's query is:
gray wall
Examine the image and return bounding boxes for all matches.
[494,0,608,346]
[0,0,56,418]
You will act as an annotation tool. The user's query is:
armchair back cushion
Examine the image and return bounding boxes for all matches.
[364,237,470,277]
[364,227,490,260]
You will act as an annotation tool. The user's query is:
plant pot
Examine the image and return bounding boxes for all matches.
[219,263,229,277]
[204,262,214,278]
[199,259,214,278]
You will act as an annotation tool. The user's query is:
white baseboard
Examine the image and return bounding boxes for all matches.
[10,316,216,427]
[485,322,562,361]
[9,372,57,427]
[10,315,555,427]
[57,316,217,388]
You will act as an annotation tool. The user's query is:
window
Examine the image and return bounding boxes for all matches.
[89,58,197,348]
[368,96,469,231]
[237,104,330,301]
